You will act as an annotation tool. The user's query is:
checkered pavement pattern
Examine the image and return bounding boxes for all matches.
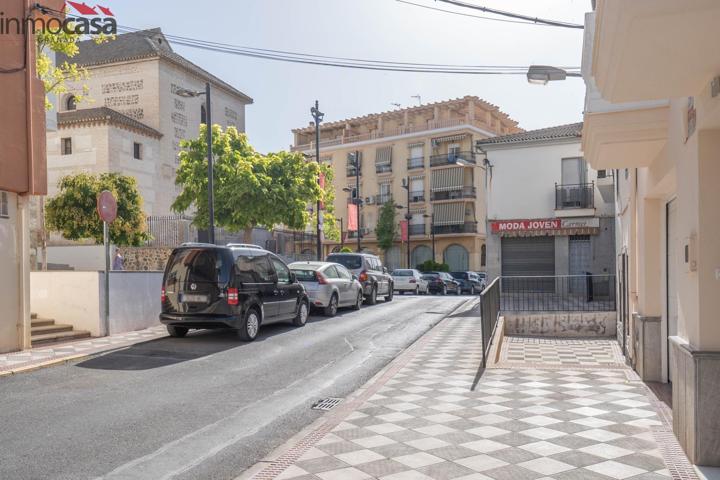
[501,336,625,367]
[0,326,167,373]
[262,316,686,480]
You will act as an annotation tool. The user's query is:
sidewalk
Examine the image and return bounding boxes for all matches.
[0,326,167,376]
[246,307,698,480]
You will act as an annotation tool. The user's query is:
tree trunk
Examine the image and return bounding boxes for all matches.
[243,226,253,244]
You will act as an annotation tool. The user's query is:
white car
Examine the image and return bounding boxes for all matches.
[392,269,429,295]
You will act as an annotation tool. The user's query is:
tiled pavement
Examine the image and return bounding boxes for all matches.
[0,325,167,374]
[500,336,625,367]
[249,312,697,480]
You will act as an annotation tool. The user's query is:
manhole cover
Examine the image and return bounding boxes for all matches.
[312,397,342,411]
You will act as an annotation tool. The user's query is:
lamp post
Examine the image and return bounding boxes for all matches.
[526,65,582,85]
[423,213,436,263]
[176,83,214,244]
[311,101,324,260]
[401,177,412,268]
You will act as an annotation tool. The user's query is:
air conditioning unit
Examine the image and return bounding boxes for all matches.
[365,196,374,205]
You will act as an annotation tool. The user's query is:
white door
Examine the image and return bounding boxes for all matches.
[666,199,679,381]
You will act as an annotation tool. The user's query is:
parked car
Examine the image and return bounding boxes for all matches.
[326,253,394,304]
[422,271,461,295]
[450,271,483,294]
[474,272,487,291]
[159,243,309,341]
[289,261,363,316]
[392,269,429,295]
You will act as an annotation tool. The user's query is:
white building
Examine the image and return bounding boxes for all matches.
[477,123,616,282]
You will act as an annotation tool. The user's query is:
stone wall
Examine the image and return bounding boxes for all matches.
[118,247,172,271]
[503,311,617,337]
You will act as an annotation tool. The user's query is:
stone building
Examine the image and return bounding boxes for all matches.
[291,97,521,271]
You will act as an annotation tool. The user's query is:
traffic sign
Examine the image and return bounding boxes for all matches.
[96,190,117,223]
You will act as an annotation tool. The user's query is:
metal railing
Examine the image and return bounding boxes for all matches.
[346,166,362,177]
[376,163,392,174]
[407,157,424,170]
[145,215,197,247]
[500,274,616,312]
[430,151,476,167]
[432,222,477,234]
[410,190,425,202]
[555,182,594,209]
[408,224,426,235]
[480,277,501,368]
[431,186,476,201]
[375,193,392,205]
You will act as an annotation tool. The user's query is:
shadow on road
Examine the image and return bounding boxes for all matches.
[76,312,343,371]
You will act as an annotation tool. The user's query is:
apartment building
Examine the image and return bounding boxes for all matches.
[291,97,521,271]
[581,1,720,466]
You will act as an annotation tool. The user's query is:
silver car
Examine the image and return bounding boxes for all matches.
[289,262,364,316]
[392,269,429,294]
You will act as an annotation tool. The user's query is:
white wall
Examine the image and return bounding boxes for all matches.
[0,192,22,353]
[108,272,162,334]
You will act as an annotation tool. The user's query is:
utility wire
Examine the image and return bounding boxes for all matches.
[433,0,584,29]
[396,0,554,26]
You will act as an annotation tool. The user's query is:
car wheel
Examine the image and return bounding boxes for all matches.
[385,286,394,302]
[366,285,378,305]
[442,285,447,295]
[237,308,260,341]
[293,300,309,326]
[323,294,338,317]
[352,290,363,310]
[470,285,475,295]
[456,286,462,295]
[167,325,188,338]
[415,286,419,295]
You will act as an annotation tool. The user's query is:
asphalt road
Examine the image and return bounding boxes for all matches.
[0,294,475,480]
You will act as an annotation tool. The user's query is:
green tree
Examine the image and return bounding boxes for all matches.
[417,259,449,272]
[45,172,149,246]
[339,246,353,253]
[375,201,398,255]
[173,126,330,242]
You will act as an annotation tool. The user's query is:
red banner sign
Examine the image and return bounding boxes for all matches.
[400,220,408,242]
[491,218,561,233]
[347,203,358,231]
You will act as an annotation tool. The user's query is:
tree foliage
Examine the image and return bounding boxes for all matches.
[339,246,353,253]
[417,260,449,272]
[173,126,335,241]
[45,172,149,246]
[375,201,398,252]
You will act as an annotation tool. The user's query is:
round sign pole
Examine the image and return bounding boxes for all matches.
[97,191,118,337]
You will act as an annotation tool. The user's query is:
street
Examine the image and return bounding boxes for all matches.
[0,295,474,480]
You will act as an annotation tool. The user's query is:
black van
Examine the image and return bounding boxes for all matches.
[160,243,309,341]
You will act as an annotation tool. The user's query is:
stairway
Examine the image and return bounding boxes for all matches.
[31,313,91,346]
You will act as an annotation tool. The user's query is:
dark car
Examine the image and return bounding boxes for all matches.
[326,252,394,305]
[451,271,484,294]
[422,272,461,295]
[160,243,309,341]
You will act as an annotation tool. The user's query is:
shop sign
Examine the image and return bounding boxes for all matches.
[491,217,599,233]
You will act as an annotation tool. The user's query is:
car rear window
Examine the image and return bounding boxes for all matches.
[422,274,439,280]
[326,255,362,269]
[290,268,317,282]
[165,248,229,286]
[393,270,413,276]
[451,272,468,280]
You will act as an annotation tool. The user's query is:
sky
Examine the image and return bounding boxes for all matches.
[107,0,589,153]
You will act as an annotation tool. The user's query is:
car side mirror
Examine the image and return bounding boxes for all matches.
[289,272,297,283]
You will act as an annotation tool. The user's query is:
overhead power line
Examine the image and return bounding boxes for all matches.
[433,0,585,29]
[396,0,555,26]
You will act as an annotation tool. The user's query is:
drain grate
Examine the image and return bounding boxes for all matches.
[311,397,342,411]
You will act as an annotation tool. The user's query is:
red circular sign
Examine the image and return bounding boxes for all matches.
[96,190,118,223]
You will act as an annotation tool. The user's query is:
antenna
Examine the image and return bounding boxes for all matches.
[411,95,421,105]
[390,102,402,108]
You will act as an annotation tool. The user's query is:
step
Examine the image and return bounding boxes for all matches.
[31,330,91,346]
[31,318,56,327]
[31,324,73,336]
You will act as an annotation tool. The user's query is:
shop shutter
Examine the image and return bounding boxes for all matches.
[501,236,555,277]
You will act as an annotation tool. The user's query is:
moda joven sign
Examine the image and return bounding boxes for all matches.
[491,218,599,234]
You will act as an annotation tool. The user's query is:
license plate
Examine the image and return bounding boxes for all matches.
[181,293,209,303]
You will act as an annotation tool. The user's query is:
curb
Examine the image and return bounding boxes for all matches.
[241,297,479,480]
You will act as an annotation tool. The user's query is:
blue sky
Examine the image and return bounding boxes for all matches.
[108,0,589,153]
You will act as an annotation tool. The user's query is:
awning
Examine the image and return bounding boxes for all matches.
[431,168,464,192]
[408,142,424,148]
[409,175,425,181]
[375,146,392,165]
[410,207,426,215]
[431,133,467,146]
[433,202,465,225]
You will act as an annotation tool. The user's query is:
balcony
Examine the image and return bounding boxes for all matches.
[375,163,392,174]
[409,224,426,236]
[347,228,370,239]
[432,222,478,235]
[407,157,424,170]
[346,166,361,177]
[374,194,392,205]
[410,190,425,203]
[429,151,476,167]
[555,183,594,210]
[431,186,476,201]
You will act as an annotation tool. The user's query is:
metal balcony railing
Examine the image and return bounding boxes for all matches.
[347,228,370,239]
[432,222,477,234]
[429,151,476,167]
[375,163,392,174]
[375,194,392,205]
[499,275,616,312]
[430,186,476,201]
[407,157,424,170]
[555,182,594,209]
[410,190,425,202]
[346,166,361,177]
[408,224,426,236]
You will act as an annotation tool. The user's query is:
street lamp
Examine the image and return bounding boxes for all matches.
[401,178,412,268]
[526,65,582,85]
[176,83,214,244]
[423,213,436,264]
[310,101,324,260]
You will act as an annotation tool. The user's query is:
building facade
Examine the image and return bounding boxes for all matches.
[47,28,253,216]
[478,123,615,283]
[291,97,521,271]
[581,0,720,466]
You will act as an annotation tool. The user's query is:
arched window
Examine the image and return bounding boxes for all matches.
[481,244,486,267]
[65,95,77,111]
[411,245,432,269]
[444,244,469,271]
[200,104,207,124]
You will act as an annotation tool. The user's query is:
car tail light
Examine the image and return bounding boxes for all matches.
[161,287,166,302]
[227,287,239,305]
[316,271,329,285]
[359,270,368,282]
[409,279,416,284]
